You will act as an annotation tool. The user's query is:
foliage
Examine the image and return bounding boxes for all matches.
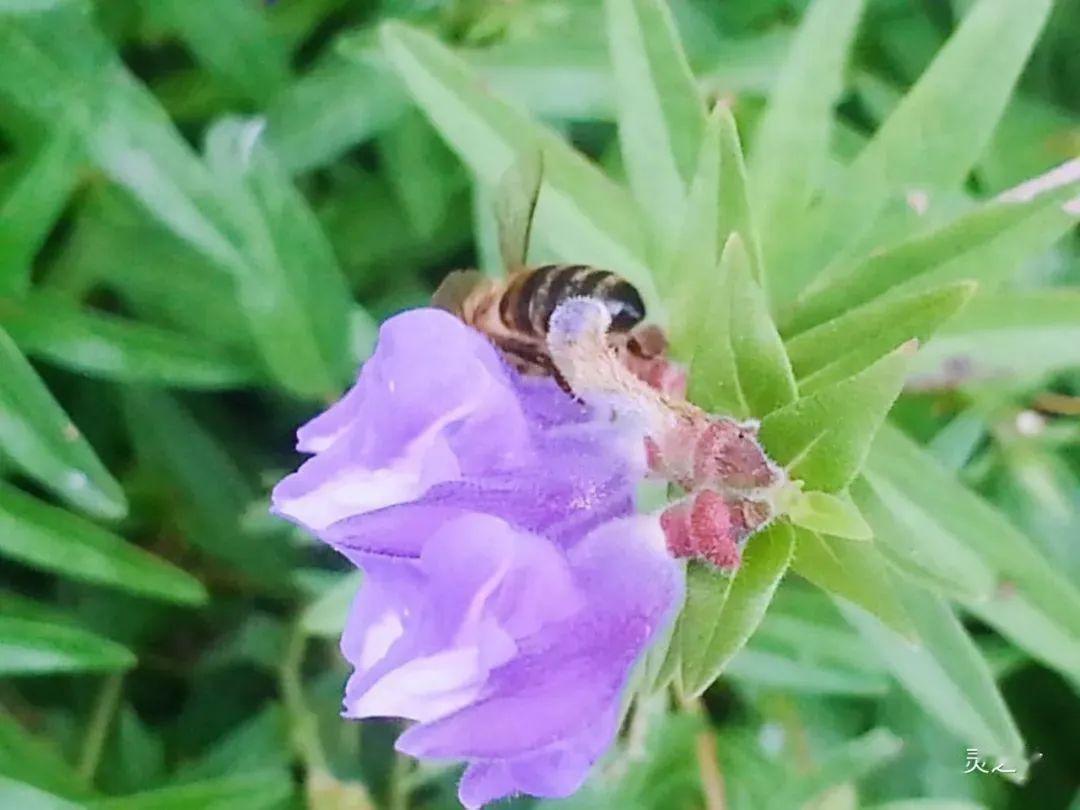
[1,0,1079,808]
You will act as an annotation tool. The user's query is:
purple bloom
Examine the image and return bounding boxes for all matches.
[272,308,682,807]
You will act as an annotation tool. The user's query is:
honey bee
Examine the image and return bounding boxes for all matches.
[433,150,681,395]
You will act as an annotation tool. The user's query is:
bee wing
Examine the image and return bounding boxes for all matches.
[432,269,488,316]
[495,147,544,273]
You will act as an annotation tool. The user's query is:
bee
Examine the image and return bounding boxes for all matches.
[433,150,681,395]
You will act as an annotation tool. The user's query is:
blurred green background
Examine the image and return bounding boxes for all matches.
[0,1,1079,809]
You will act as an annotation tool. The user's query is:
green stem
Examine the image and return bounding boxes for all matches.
[278,621,328,773]
[77,672,123,784]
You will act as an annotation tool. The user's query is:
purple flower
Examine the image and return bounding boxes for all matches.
[272,309,683,807]
[343,513,679,807]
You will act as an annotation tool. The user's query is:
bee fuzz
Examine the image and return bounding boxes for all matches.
[548,297,668,424]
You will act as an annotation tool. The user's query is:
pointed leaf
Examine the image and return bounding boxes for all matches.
[674,523,794,698]
[0,616,135,675]
[750,0,865,299]
[153,0,288,105]
[790,161,1080,333]
[0,295,260,388]
[786,490,872,541]
[803,0,1053,282]
[867,425,1080,682]
[689,234,797,419]
[0,483,207,606]
[0,9,352,399]
[909,288,1080,388]
[377,22,655,298]
[0,710,91,799]
[663,109,720,345]
[0,126,80,295]
[605,0,705,239]
[838,577,1027,782]
[851,475,996,602]
[760,343,913,491]
[786,281,976,393]
[792,527,912,635]
[0,325,126,519]
[716,105,762,282]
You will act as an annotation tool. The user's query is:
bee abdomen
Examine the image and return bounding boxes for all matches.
[499,264,646,337]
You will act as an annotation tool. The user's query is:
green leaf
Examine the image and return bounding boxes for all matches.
[749,0,865,301]
[770,728,902,808]
[87,769,293,810]
[866,802,987,810]
[0,710,91,799]
[789,165,1080,333]
[0,295,260,388]
[0,9,352,399]
[0,482,207,606]
[264,51,406,174]
[759,343,913,491]
[376,22,656,300]
[605,0,705,239]
[673,523,795,698]
[838,577,1027,782]
[686,234,796,419]
[908,288,1080,389]
[795,0,1054,291]
[715,105,762,283]
[0,616,135,675]
[850,475,996,602]
[791,527,912,635]
[202,117,354,398]
[0,325,126,519]
[729,590,891,696]
[0,126,80,295]
[300,571,363,638]
[786,490,872,541]
[866,425,1080,682]
[153,0,288,105]
[663,109,720,347]
[123,391,297,587]
[0,776,82,810]
[785,281,976,393]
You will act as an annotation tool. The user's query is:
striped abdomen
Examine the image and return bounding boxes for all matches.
[497,264,646,338]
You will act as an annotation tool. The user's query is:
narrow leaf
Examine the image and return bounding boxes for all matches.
[716,105,762,282]
[0,126,80,295]
[759,343,913,491]
[0,325,126,519]
[154,0,288,105]
[750,0,865,298]
[794,0,1054,293]
[377,22,656,300]
[867,425,1080,682]
[0,295,259,388]
[838,578,1027,782]
[675,523,795,698]
[605,0,705,238]
[786,490,872,541]
[0,710,90,799]
[908,288,1080,389]
[689,234,797,418]
[789,161,1080,333]
[0,616,135,675]
[0,482,207,606]
[792,527,912,635]
[786,281,976,393]
[851,475,996,602]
